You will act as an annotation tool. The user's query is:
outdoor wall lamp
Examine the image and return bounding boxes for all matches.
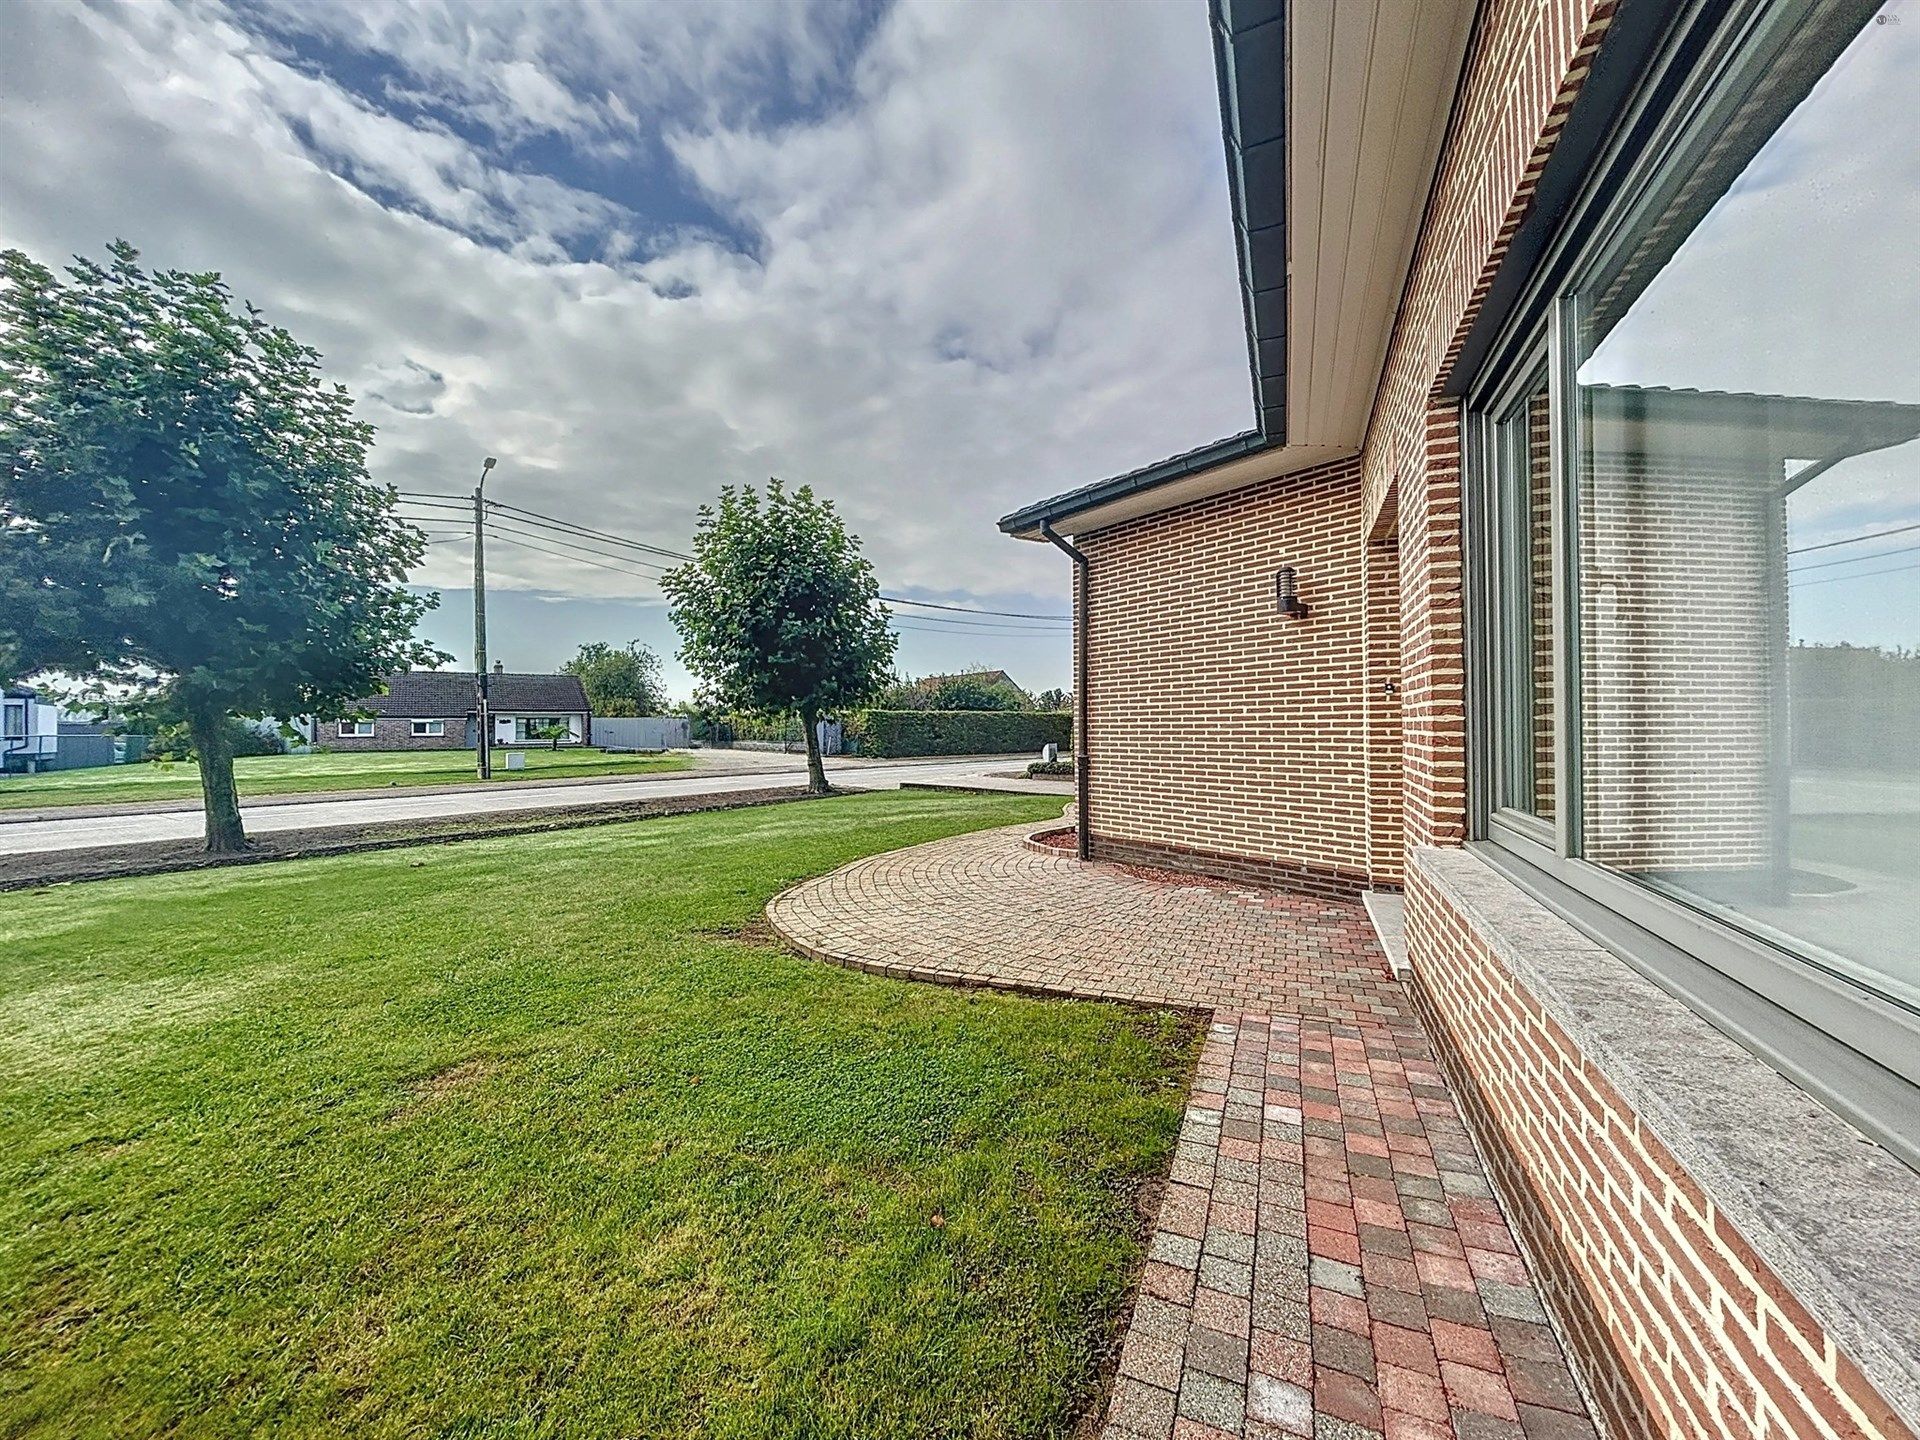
[1275,566,1311,619]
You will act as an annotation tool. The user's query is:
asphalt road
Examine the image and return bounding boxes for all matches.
[0,755,1065,858]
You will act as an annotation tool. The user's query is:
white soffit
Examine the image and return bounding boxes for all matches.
[1288,0,1476,449]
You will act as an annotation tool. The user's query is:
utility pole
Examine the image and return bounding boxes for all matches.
[474,455,498,779]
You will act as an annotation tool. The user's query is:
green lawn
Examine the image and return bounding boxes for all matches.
[0,746,692,811]
[0,792,1194,1439]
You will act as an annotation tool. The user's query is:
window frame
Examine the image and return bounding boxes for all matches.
[1461,0,1920,1167]
[1472,350,1558,848]
[337,720,376,738]
[409,719,445,738]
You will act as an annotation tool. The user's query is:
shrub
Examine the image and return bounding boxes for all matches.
[844,710,1071,758]
[1025,759,1075,778]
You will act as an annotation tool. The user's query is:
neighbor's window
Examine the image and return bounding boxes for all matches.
[410,720,444,737]
[338,720,375,737]
[514,716,566,742]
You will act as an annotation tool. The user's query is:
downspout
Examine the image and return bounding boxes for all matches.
[1039,519,1091,862]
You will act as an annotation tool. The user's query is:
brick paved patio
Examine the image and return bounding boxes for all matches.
[767,820,1598,1440]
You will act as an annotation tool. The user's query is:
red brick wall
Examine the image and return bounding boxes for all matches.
[1078,456,1375,895]
[1358,0,1617,855]
[1397,399,1470,851]
[1362,521,1405,887]
[1406,857,1917,1440]
[325,717,469,750]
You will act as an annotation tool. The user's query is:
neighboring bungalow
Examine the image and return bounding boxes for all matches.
[326,665,592,750]
[1002,4,1919,1439]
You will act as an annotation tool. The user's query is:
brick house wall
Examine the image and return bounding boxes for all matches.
[1034,0,1918,1428]
[1079,456,1374,897]
[1350,2,1914,1435]
[326,717,470,751]
[1362,524,1405,887]
[1528,391,1556,819]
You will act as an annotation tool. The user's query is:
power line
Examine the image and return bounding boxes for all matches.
[485,518,671,572]
[884,613,1069,633]
[1788,540,1920,575]
[1791,556,1920,588]
[486,500,692,562]
[1788,519,1920,556]
[404,491,1072,622]
[485,532,665,587]
[891,623,1066,637]
[881,596,1069,621]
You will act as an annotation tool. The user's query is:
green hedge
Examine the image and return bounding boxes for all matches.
[845,710,1072,758]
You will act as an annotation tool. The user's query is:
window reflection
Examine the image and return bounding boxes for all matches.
[1571,1,1919,1010]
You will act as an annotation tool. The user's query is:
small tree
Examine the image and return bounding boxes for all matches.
[0,242,443,850]
[562,639,665,717]
[662,480,895,793]
[530,720,571,751]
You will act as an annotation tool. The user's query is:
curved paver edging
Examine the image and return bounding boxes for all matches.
[765,821,1408,1020]
[1020,820,1079,858]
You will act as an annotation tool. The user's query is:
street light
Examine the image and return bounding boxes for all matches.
[474,456,498,779]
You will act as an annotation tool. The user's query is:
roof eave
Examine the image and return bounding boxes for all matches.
[997,430,1272,538]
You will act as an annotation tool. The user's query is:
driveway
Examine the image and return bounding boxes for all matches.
[0,756,1065,857]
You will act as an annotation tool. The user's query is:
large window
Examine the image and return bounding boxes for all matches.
[1470,0,1918,1153]
[513,716,571,743]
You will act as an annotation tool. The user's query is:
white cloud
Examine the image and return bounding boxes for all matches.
[0,0,1249,639]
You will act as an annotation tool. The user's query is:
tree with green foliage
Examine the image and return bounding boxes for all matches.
[561,639,665,717]
[662,479,895,793]
[0,242,443,851]
[924,674,1023,711]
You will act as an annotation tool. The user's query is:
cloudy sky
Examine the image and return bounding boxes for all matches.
[0,0,1251,695]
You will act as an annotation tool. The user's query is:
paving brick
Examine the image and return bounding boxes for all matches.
[1180,1368,1248,1431]
[1317,1366,1387,1431]
[1251,1374,1318,1436]
[1441,1362,1521,1423]
[1186,1325,1250,1386]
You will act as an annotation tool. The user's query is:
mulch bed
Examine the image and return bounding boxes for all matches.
[0,786,817,892]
